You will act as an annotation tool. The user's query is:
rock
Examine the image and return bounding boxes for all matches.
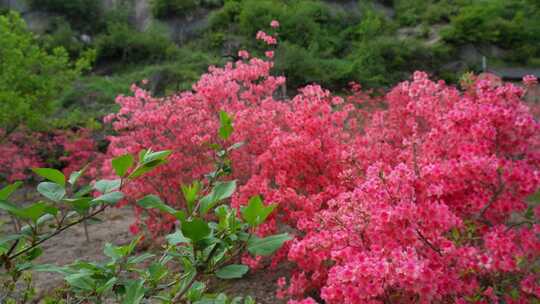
[80,34,92,44]
[459,44,482,65]
[23,11,53,34]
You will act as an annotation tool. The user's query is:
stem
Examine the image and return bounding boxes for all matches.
[83,220,90,242]
[415,228,443,256]
[9,205,108,260]
[171,273,199,303]
[172,239,222,303]
[477,170,504,226]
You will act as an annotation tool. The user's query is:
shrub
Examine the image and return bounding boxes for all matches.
[105,25,540,302]
[283,72,540,303]
[150,0,199,19]
[95,22,177,64]
[442,0,540,63]
[39,17,86,59]
[0,12,89,134]
[0,138,287,302]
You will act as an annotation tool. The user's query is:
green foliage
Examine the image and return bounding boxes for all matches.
[393,0,467,26]
[39,17,86,59]
[241,196,276,227]
[151,0,200,18]
[0,12,90,134]
[0,121,284,302]
[441,0,540,64]
[56,48,221,129]
[95,22,177,65]
[0,150,170,302]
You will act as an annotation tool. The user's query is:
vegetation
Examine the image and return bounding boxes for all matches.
[1,138,288,302]
[0,1,539,302]
[0,12,91,135]
[151,0,200,18]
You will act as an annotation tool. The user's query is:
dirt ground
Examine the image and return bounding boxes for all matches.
[2,188,287,303]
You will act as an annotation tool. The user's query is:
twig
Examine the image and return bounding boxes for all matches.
[477,170,504,225]
[9,205,108,260]
[415,228,443,256]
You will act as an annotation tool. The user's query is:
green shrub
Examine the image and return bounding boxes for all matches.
[274,42,353,90]
[0,12,90,134]
[151,0,199,18]
[442,0,538,47]
[39,17,86,58]
[208,0,242,29]
[95,22,177,64]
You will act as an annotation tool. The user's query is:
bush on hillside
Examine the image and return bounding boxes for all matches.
[150,0,199,18]
[95,22,177,64]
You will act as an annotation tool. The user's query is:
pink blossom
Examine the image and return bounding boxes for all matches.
[238,50,250,59]
[523,74,538,87]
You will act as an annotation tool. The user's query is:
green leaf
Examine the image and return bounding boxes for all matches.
[97,277,117,294]
[137,195,185,221]
[181,219,211,242]
[128,253,155,264]
[112,154,134,177]
[64,197,92,214]
[148,262,168,282]
[104,243,123,261]
[37,182,66,202]
[215,264,249,279]
[247,233,291,256]
[74,184,93,198]
[241,195,276,227]
[128,160,167,179]
[219,111,233,140]
[65,273,95,291]
[91,191,124,205]
[181,181,201,213]
[32,168,65,186]
[199,180,236,216]
[0,200,21,214]
[0,234,23,254]
[32,264,70,275]
[68,166,87,185]
[166,230,191,245]
[0,181,22,200]
[26,247,43,261]
[94,179,121,193]
[15,202,57,222]
[122,279,145,304]
[142,150,172,164]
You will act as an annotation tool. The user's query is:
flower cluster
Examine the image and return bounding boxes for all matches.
[0,129,104,183]
[101,26,540,303]
[284,72,540,303]
[0,130,43,181]
[256,30,277,45]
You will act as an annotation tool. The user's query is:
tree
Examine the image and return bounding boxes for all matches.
[0,12,90,137]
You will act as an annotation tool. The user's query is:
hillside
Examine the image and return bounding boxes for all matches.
[1,0,538,132]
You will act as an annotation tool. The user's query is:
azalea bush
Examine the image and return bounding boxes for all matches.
[0,129,104,183]
[1,19,539,303]
[103,21,540,303]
